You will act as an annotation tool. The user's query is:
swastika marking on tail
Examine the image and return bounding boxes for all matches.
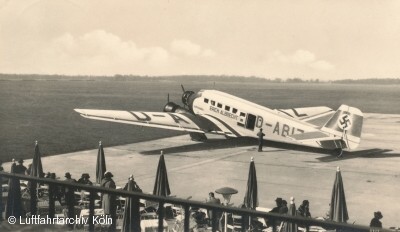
[338,114,352,131]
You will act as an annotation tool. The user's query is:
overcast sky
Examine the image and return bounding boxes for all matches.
[1,0,400,80]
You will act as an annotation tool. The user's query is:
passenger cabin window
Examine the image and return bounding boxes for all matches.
[211,100,215,106]
[232,108,238,114]
[225,106,230,111]
[204,98,209,103]
[217,103,222,108]
[237,112,246,127]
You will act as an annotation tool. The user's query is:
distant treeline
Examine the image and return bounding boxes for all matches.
[1,73,399,85]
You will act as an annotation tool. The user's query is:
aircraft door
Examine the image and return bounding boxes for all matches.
[245,114,257,130]
[256,116,263,128]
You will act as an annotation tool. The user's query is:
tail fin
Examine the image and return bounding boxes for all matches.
[321,105,363,149]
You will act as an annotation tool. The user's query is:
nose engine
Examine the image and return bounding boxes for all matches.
[163,90,196,113]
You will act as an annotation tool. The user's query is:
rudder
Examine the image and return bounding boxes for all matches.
[321,105,363,150]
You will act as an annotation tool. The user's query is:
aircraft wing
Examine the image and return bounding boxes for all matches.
[276,106,335,127]
[74,109,226,135]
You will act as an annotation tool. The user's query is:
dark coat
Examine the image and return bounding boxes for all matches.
[101,177,116,215]
[370,218,382,228]
[14,164,27,175]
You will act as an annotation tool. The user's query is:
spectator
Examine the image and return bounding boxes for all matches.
[370,211,383,228]
[26,163,32,175]
[49,173,62,204]
[14,159,27,175]
[206,192,222,227]
[101,171,117,232]
[123,174,142,192]
[270,197,283,213]
[266,197,283,227]
[207,192,221,205]
[279,200,288,214]
[0,160,4,172]
[64,172,76,229]
[298,200,311,217]
[45,172,51,178]
[257,128,265,152]
[78,173,93,186]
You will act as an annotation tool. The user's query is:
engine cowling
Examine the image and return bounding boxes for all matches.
[182,91,195,109]
[163,102,191,114]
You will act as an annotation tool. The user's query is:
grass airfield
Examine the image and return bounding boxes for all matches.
[4,112,400,227]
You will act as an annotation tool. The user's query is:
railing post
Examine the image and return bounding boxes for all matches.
[88,190,95,232]
[272,218,276,232]
[30,181,37,215]
[211,209,218,232]
[241,213,246,232]
[0,175,3,221]
[184,205,190,232]
[48,183,55,218]
[158,201,164,232]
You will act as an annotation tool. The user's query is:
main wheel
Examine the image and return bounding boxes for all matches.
[335,148,344,158]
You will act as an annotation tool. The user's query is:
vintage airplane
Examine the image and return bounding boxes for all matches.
[74,87,363,157]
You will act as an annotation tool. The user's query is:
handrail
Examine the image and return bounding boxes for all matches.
[0,171,389,232]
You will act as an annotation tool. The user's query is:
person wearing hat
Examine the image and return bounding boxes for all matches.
[270,197,283,213]
[101,171,116,231]
[63,172,76,229]
[370,211,383,228]
[123,174,142,192]
[14,158,27,175]
[78,173,93,186]
[298,200,311,218]
[257,128,266,152]
[265,197,284,227]
[279,200,288,214]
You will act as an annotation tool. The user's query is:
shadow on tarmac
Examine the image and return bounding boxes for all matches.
[317,148,400,162]
[140,137,258,155]
[140,137,400,162]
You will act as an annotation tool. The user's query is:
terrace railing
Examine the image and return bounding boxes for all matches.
[0,172,390,232]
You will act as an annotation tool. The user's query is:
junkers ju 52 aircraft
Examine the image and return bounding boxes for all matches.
[74,86,363,157]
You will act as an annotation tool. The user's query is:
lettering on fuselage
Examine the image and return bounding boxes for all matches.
[270,122,304,137]
[209,106,238,120]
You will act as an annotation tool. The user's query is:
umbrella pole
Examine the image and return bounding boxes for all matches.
[224,212,227,232]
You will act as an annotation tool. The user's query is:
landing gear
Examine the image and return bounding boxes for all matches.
[335,148,344,158]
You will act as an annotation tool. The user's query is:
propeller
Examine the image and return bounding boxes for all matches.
[181,84,185,93]
[167,93,170,103]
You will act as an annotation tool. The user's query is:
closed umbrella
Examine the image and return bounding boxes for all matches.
[329,167,349,222]
[30,141,43,177]
[282,197,298,232]
[243,157,258,230]
[153,151,170,197]
[244,157,258,209]
[96,141,107,184]
[122,179,141,232]
[6,162,22,218]
[29,141,42,214]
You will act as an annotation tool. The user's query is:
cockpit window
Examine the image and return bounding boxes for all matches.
[217,103,222,108]
[232,108,238,114]
[204,98,209,103]
[225,106,230,111]
[240,112,246,117]
[211,100,215,106]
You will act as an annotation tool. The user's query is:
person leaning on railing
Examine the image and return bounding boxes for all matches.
[101,171,117,232]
